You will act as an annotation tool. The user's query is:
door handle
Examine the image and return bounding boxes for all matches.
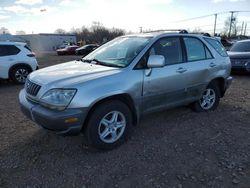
[8,58,14,61]
[209,62,216,67]
[176,67,187,73]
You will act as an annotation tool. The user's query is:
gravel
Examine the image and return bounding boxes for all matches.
[0,52,250,188]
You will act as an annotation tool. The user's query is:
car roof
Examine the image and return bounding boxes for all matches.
[0,41,26,46]
[235,39,250,43]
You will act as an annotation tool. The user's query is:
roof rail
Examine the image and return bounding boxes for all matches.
[190,32,211,37]
[143,29,188,34]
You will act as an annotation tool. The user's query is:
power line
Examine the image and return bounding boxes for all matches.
[171,11,250,23]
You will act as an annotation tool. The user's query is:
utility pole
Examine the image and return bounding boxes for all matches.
[228,11,235,38]
[244,23,247,36]
[213,14,217,36]
[241,22,244,36]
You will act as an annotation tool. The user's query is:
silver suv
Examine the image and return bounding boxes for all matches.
[19,31,232,150]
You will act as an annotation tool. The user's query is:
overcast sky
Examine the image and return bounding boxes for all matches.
[0,0,250,34]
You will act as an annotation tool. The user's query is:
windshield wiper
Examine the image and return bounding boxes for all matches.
[81,58,124,68]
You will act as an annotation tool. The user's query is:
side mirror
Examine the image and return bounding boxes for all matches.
[147,55,165,68]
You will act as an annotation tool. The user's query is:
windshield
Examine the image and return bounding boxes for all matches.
[230,41,250,52]
[83,36,151,67]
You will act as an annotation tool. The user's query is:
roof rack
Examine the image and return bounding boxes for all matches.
[190,32,211,37]
[142,30,212,37]
[143,29,188,34]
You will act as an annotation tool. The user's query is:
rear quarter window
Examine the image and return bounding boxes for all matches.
[0,45,20,56]
[204,38,228,57]
[24,45,32,52]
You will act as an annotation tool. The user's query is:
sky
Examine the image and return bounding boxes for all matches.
[0,0,250,35]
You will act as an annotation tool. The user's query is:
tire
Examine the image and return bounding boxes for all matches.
[85,100,132,150]
[10,66,31,84]
[191,82,220,112]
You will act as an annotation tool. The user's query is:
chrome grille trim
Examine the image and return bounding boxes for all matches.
[25,79,41,96]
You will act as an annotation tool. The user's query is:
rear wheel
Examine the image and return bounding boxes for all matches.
[85,100,132,150]
[10,66,31,84]
[191,82,220,112]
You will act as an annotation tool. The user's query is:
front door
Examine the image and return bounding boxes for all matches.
[142,37,189,113]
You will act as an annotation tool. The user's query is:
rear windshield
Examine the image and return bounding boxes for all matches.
[204,38,228,57]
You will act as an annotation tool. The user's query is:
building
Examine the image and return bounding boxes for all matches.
[0,34,24,42]
[0,33,77,52]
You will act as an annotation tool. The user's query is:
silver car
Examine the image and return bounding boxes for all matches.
[19,31,232,150]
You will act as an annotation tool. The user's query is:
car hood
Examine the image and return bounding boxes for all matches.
[227,51,250,59]
[29,61,120,86]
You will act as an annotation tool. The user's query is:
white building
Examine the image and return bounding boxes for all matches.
[0,33,77,52]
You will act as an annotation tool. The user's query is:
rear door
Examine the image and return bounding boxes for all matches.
[181,37,215,101]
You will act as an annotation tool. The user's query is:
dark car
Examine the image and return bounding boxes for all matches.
[75,44,99,56]
[227,40,250,72]
[56,45,79,55]
[221,38,234,51]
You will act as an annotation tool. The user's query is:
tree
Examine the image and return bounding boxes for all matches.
[0,27,10,34]
[16,30,26,35]
[54,28,67,34]
[72,23,125,45]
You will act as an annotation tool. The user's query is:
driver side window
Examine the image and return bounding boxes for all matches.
[149,37,183,65]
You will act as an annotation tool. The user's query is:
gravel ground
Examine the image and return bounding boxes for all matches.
[0,53,250,188]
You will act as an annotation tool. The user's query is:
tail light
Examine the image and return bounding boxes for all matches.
[27,52,35,57]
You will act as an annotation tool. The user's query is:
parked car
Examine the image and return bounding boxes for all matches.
[75,44,99,56]
[56,45,79,55]
[57,43,70,49]
[0,42,38,84]
[227,39,250,72]
[19,31,232,150]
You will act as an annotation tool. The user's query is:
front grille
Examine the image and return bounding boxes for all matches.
[25,79,41,96]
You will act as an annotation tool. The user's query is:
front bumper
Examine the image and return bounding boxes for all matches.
[19,89,88,135]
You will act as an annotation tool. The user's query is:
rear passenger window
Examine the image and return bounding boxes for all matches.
[149,37,183,65]
[0,45,20,56]
[183,37,208,61]
[204,38,228,57]
[0,45,6,56]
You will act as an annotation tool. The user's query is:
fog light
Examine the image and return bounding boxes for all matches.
[64,117,78,123]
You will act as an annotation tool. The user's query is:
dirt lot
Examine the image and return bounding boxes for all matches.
[0,53,250,188]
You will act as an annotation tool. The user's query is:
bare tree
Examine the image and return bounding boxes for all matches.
[54,28,67,34]
[0,27,10,34]
[54,23,125,45]
[72,23,125,45]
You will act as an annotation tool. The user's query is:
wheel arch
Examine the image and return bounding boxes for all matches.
[82,93,139,132]
[8,63,33,78]
[208,77,226,98]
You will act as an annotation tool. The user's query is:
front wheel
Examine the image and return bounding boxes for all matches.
[85,100,132,150]
[191,82,220,112]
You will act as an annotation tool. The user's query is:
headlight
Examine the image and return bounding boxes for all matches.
[40,89,77,110]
